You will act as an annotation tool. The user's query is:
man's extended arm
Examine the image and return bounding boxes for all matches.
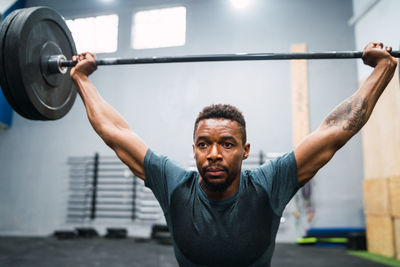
[70,53,148,180]
[294,42,398,185]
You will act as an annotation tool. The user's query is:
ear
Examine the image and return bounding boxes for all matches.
[192,144,196,158]
[243,143,250,160]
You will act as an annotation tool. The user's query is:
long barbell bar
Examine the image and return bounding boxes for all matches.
[54,51,400,71]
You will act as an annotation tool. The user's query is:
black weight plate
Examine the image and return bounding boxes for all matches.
[5,8,44,120]
[0,10,20,113]
[5,7,77,120]
[10,8,46,120]
[0,9,37,119]
[4,6,77,120]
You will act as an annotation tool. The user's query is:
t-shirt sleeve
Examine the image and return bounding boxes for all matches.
[144,149,189,214]
[251,151,300,216]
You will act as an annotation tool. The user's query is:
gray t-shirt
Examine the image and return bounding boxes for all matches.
[144,149,299,267]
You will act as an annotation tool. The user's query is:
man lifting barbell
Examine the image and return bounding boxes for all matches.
[69,42,397,266]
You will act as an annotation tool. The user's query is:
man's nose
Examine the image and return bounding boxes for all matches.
[207,144,222,161]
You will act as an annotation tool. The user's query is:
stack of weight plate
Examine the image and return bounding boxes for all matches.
[66,155,136,222]
[66,154,164,224]
[135,179,164,222]
[66,156,94,223]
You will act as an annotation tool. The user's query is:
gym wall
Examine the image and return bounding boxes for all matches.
[0,0,360,241]
[352,0,400,258]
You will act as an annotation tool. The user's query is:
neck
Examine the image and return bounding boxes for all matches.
[199,174,241,200]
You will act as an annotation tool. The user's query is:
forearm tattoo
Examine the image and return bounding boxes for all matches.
[325,96,368,132]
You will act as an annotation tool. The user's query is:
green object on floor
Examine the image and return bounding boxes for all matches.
[296,237,348,244]
[296,237,317,244]
[348,250,400,267]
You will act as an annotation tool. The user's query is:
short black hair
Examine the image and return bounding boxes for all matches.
[194,104,247,144]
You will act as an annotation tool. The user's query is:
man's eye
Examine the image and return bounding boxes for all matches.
[197,142,207,148]
[223,142,233,148]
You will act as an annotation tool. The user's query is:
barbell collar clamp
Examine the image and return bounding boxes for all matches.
[47,54,68,74]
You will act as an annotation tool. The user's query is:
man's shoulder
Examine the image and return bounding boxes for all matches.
[247,152,296,176]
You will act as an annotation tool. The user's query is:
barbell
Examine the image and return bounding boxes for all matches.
[0,6,399,121]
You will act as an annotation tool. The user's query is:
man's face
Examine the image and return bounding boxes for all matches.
[193,118,250,192]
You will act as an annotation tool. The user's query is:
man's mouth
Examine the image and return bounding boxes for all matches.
[205,167,226,177]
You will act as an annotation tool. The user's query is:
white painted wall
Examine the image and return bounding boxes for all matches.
[0,0,16,14]
[0,0,362,242]
[352,0,400,80]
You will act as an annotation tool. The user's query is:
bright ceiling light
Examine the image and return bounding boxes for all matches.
[230,0,252,9]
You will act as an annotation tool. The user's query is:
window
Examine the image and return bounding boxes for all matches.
[66,14,119,54]
[132,6,186,49]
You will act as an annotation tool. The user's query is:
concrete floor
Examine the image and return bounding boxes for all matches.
[0,237,388,267]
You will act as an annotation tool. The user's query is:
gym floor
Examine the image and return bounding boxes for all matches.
[0,237,389,267]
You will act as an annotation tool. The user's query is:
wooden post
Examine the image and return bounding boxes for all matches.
[290,43,310,147]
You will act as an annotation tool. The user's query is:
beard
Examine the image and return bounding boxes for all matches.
[200,177,234,193]
[199,165,233,193]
